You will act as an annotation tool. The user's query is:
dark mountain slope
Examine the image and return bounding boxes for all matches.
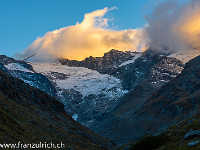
[122,113,200,150]
[134,54,200,130]
[0,68,115,149]
[110,54,200,147]
[0,62,9,73]
[0,55,57,97]
[90,51,184,146]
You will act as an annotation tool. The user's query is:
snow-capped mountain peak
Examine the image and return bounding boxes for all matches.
[169,49,200,64]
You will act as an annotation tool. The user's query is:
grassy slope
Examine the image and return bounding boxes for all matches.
[118,114,200,150]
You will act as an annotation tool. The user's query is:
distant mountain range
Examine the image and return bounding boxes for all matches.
[1,49,200,149]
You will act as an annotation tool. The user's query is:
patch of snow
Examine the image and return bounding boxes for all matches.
[188,141,199,147]
[57,90,63,96]
[86,119,95,124]
[5,63,33,73]
[22,79,34,85]
[72,114,78,121]
[184,130,200,139]
[119,53,142,67]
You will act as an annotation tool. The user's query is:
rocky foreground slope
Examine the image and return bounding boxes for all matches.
[0,65,115,149]
[120,114,200,150]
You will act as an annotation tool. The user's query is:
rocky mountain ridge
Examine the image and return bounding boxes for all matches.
[60,49,141,74]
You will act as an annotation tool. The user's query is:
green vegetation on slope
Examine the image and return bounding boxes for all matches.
[119,114,200,150]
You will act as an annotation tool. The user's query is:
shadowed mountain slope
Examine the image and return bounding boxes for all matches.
[0,68,115,149]
[90,50,185,146]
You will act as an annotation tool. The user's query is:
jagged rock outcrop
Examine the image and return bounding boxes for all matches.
[134,54,200,129]
[60,49,140,74]
[110,50,184,90]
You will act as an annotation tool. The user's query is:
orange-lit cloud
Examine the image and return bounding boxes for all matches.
[146,0,200,52]
[174,2,200,49]
[17,1,200,62]
[17,7,147,61]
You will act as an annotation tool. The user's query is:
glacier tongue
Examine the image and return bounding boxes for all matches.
[31,62,127,98]
[32,63,127,98]
[31,62,128,125]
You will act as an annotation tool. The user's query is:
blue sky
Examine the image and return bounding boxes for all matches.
[0,0,189,57]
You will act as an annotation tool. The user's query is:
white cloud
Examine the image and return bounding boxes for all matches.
[16,7,146,62]
[146,0,200,53]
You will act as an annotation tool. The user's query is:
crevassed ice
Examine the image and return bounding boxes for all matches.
[31,63,128,98]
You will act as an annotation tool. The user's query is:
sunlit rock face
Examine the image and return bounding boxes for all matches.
[59,49,142,74]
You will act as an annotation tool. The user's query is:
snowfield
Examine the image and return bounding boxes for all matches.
[169,49,200,64]
[5,63,33,73]
[119,53,142,67]
[31,63,128,98]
